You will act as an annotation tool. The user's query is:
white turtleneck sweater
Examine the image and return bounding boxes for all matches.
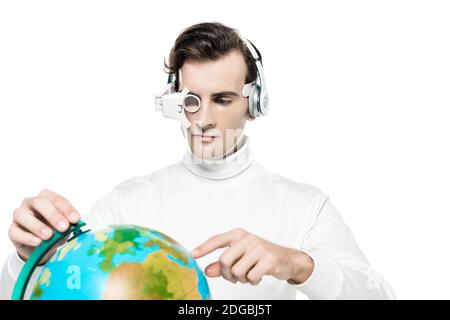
[0,135,395,300]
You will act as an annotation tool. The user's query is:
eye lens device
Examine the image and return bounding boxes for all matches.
[183,93,201,113]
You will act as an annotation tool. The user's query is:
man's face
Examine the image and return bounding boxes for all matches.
[179,50,255,160]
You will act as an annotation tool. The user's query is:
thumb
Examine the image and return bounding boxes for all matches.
[204,261,221,278]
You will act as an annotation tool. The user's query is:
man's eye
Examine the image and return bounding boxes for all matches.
[215,98,232,106]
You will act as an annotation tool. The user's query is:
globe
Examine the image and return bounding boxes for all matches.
[29,224,211,300]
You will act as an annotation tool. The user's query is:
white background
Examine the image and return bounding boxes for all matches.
[1,0,449,299]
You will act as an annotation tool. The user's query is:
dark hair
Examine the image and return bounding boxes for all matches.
[164,22,261,91]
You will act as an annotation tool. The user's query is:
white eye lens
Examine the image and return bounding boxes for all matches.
[183,94,201,113]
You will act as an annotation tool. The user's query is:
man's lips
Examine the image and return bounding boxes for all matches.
[192,134,219,142]
[192,134,218,138]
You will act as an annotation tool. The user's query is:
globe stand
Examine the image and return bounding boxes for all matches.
[11,220,88,300]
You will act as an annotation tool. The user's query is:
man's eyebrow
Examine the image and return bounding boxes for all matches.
[189,91,240,98]
[212,91,240,97]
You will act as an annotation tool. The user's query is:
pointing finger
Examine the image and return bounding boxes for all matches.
[191,228,247,259]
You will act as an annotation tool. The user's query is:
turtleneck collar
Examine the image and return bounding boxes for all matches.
[182,135,254,180]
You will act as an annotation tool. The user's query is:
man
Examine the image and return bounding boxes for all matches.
[1,22,395,299]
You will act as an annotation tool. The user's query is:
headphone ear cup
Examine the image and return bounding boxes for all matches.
[250,84,261,118]
[247,84,256,117]
[259,90,269,116]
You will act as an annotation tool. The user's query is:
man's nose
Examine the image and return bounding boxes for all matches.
[193,100,216,131]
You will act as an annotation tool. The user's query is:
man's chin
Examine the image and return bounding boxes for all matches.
[191,145,224,161]
[188,135,243,160]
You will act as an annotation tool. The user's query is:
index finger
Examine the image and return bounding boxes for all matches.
[38,189,80,223]
[191,228,246,259]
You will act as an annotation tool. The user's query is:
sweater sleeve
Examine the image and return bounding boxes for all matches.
[290,193,396,300]
[0,186,126,300]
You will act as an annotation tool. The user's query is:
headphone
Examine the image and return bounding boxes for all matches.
[165,35,269,118]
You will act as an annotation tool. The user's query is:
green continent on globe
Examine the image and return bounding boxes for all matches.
[87,225,189,273]
[88,226,144,273]
[103,250,202,299]
[88,225,202,299]
[31,268,52,299]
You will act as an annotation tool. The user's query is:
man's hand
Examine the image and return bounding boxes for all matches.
[8,189,81,263]
[191,228,314,286]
